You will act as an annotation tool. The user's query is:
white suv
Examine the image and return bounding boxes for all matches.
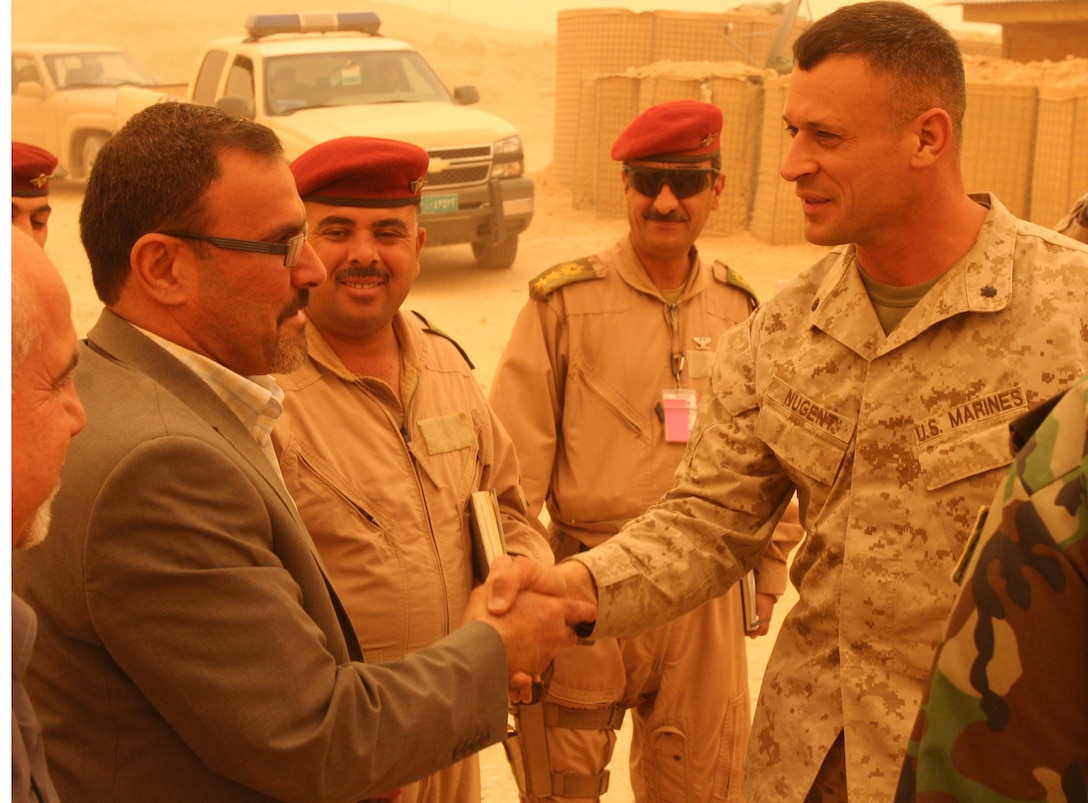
[187,12,533,269]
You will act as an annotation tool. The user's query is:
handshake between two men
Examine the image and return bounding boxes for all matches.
[466,556,599,702]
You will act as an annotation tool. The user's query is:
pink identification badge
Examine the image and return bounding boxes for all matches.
[662,388,697,443]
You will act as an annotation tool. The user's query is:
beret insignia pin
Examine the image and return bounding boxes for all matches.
[30,173,53,188]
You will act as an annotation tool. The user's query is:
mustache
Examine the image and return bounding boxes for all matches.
[335,265,390,283]
[643,209,690,223]
[277,289,309,325]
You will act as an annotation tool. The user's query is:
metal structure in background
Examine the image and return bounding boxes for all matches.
[719,0,810,70]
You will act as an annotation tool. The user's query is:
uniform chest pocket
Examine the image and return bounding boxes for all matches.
[756,376,855,487]
[916,418,1014,491]
[419,412,476,455]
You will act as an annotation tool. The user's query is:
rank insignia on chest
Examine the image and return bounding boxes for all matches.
[692,336,712,350]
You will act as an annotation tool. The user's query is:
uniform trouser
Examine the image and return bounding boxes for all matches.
[399,753,480,803]
[528,585,751,802]
[802,731,847,803]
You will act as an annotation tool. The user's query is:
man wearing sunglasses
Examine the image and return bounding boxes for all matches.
[270,136,553,803]
[489,100,802,802]
[11,102,592,803]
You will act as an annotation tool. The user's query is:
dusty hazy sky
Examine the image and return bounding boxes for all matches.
[379,0,999,36]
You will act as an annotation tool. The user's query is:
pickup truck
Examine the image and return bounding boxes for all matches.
[11,43,184,179]
[135,12,533,269]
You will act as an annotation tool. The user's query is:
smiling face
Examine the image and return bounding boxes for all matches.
[179,149,326,377]
[623,158,725,268]
[780,54,919,249]
[302,201,424,346]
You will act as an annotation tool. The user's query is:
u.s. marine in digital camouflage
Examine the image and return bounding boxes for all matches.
[896,375,1088,802]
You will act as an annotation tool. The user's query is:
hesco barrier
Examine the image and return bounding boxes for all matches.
[555,8,807,188]
[556,9,1088,244]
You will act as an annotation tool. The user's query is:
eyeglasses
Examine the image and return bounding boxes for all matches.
[160,226,309,268]
[624,168,718,200]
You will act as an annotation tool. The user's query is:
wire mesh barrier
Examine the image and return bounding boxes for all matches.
[555,8,1088,244]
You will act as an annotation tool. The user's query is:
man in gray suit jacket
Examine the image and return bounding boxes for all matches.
[12,102,591,803]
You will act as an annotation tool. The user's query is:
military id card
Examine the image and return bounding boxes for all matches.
[662,388,698,442]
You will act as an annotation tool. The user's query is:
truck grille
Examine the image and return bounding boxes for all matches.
[425,144,492,189]
[427,165,490,187]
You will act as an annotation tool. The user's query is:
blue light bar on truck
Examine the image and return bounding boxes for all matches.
[244,12,382,41]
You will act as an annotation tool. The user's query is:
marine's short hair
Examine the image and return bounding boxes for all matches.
[793,1,966,144]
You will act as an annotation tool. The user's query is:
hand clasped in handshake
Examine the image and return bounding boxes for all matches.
[464,555,598,702]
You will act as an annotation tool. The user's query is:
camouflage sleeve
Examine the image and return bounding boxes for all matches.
[896,376,1088,802]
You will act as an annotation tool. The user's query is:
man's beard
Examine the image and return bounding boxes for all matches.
[270,289,310,374]
[17,484,59,550]
[271,329,308,374]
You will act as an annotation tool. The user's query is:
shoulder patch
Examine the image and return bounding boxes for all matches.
[711,261,759,309]
[529,257,602,301]
[410,310,475,370]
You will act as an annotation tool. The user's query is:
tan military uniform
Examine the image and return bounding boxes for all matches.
[572,194,1088,802]
[273,312,552,803]
[490,235,802,801]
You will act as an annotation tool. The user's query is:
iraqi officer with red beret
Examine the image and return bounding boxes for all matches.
[488,101,803,802]
[271,137,553,803]
[12,142,59,247]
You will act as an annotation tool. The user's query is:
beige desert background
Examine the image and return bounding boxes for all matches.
[16,0,1060,798]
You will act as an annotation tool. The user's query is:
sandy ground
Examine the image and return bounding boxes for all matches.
[18,0,832,797]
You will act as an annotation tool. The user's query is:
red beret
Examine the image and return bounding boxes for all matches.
[610,100,723,164]
[12,142,59,197]
[291,136,429,207]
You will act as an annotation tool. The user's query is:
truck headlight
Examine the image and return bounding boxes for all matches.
[492,135,524,178]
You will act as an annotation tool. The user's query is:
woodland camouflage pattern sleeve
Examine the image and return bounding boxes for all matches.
[896,375,1088,802]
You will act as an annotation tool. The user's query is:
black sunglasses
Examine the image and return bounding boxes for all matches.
[160,225,309,268]
[624,167,718,200]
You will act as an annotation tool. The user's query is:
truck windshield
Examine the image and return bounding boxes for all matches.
[264,51,452,115]
[46,52,156,89]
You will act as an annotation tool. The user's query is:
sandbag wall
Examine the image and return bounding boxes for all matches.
[556,9,1088,244]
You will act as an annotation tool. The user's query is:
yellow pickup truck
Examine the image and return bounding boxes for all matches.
[181,11,533,269]
[11,43,181,179]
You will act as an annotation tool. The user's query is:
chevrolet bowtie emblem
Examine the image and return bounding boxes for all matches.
[428,157,450,173]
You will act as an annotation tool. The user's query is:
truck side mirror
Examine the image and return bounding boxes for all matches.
[451,85,479,106]
[14,81,46,100]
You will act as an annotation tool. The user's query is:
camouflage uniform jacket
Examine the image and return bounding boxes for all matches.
[896,374,1088,802]
[572,194,1088,802]
[273,312,551,662]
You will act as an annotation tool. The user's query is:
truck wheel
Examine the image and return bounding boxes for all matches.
[80,134,109,180]
[471,235,518,270]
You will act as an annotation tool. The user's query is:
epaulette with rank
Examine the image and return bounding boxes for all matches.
[410,310,475,369]
[711,261,759,308]
[528,257,602,301]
